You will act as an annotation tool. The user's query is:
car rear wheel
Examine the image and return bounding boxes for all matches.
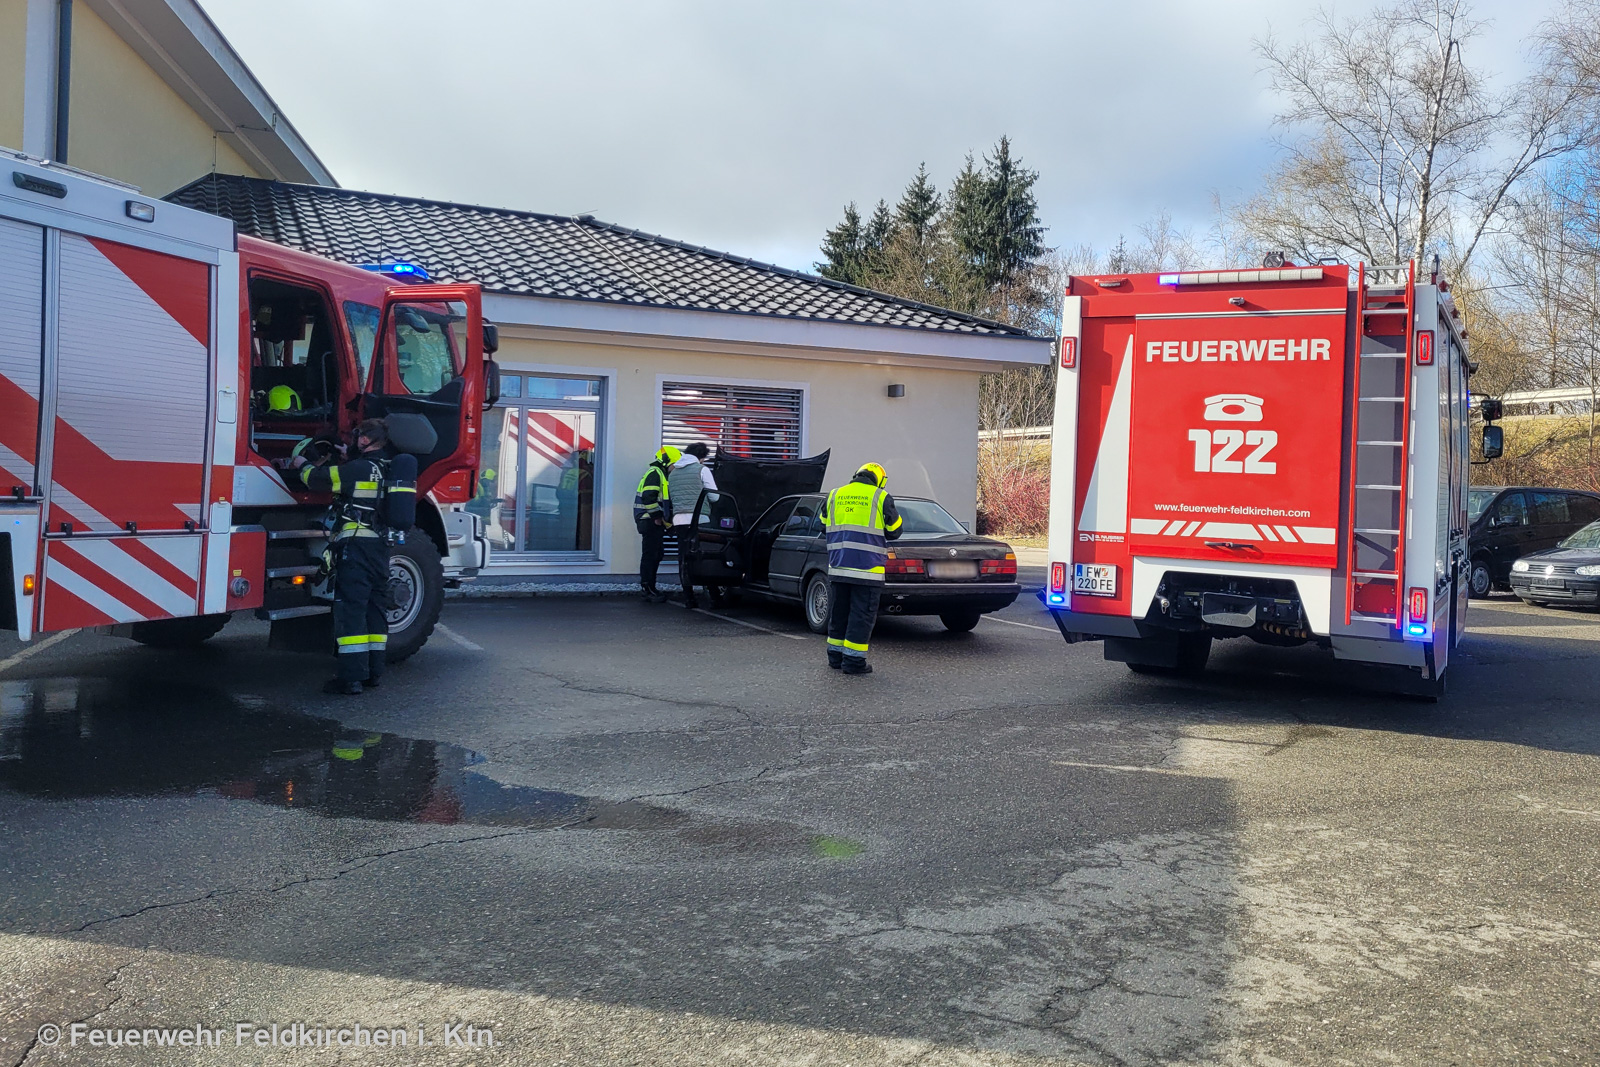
[940,610,982,632]
[803,573,831,634]
[1468,557,1493,599]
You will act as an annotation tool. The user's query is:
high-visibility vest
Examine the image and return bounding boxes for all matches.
[633,463,669,522]
[822,480,895,583]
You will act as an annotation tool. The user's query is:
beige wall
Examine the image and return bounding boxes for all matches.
[0,0,27,149]
[66,4,258,194]
[490,334,981,575]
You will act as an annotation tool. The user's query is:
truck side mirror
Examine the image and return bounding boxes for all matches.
[1481,424,1503,460]
[482,359,501,409]
[1479,397,1503,421]
[481,321,500,356]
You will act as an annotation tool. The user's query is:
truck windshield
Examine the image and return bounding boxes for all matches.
[895,499,967,536]
[1560,520,1600,550]
[1468,489,1497,523]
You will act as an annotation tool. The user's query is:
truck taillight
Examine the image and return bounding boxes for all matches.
[1415,330,1433,366]
[1407,587,1428,634]
[886,555,924,576]
[1050,562,1066,592]
[980,554,1018,577]
[1060,337,1077,369]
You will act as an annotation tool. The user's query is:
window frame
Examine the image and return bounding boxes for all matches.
[655,373,809,462]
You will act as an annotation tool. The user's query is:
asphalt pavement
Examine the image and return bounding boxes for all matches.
[2,581,1599,1066]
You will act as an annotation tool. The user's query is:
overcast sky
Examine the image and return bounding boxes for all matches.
[203,0,1561,273]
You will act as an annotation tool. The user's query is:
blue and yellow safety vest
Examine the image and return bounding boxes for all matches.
[820,478,902,584]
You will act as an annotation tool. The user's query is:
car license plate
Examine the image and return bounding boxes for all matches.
[927,559,978,580]
[1073,563,1117,596]
[1532,580,1566,592]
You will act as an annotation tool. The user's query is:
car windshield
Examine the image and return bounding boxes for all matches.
[1468,489,1498,523]
[1560,520,1600,550]
[895,499,967,536]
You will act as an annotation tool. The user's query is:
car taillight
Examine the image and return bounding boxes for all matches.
[980,554,1018,577]
[1407,586,1428,635]
[1050,562,1066,592]
[886,554,924,576]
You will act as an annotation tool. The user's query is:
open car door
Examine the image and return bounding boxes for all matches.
[687,490,748,587]
[361,285,485,492]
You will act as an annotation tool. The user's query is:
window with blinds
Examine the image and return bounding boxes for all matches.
[660,381,803,460]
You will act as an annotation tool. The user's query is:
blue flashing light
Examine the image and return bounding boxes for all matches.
[1158,273,1181,285]
[356,261,431,284]
[1407,624,1427,636]
[1048,594,1066,605]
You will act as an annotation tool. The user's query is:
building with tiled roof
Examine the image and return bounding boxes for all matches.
[165,172,1051,581]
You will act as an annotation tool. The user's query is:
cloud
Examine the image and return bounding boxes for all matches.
[204,0,1561,271]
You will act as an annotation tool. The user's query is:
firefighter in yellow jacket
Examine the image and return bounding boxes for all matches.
[819,462,903,674]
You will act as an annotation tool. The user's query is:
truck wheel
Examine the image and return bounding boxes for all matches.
[940,610,982,633]
[1468,557,1493,599]
[386,529,444,662]
[804,573,831,634]
[129,613,230,648]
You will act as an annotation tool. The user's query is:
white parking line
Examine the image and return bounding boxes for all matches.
[982,614,1059,633]
[691,608,809,641]
[0,629,80,676]
[435,624,484,652]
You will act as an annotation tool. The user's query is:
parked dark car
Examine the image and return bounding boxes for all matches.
[686,490,1021,632]
[1466,486,1600,597]
[1508,519,1600,607]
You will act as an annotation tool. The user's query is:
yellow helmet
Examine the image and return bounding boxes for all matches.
[267,385,301,412]
[656,445,683,465]
[856,462,887,487]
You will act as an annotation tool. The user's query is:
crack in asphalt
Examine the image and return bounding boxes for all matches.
[12,959,134,1067]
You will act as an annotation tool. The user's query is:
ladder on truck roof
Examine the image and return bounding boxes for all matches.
[1344,261,1415,627]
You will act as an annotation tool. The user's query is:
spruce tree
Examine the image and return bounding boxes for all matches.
[894,164,942,245]
[817,203,866,284]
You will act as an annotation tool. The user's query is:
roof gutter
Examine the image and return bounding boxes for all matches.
[483,292,1053,372]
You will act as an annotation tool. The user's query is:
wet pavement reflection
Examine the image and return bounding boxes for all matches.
[0,677,683,831]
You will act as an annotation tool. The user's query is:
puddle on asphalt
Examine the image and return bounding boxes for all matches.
[0,677,810,854]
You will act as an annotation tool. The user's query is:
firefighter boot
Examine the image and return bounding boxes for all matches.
[323,678,363,695]
[841,659,873,676]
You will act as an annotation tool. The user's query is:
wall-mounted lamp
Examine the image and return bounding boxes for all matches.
[886,384,905,398]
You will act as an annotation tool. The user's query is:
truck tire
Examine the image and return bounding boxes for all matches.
[940,610,982,633]
[385,528,444,662]
[803,573,831,634]
[1468,557,1493,599]
[129,613,230,648]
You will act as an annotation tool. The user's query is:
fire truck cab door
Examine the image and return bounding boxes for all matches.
[362,285,484,491]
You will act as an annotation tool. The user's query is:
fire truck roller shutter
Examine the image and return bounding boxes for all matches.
[0,217,45,496]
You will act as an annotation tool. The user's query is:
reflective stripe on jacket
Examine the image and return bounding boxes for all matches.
[633,463,670,522]
[300,453,387,542]
[821,478,903,584]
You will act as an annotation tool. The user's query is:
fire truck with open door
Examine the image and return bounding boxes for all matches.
[1,151,496,657]
[1043,261,1478,697]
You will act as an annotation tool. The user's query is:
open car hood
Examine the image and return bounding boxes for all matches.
[712,451,830,527]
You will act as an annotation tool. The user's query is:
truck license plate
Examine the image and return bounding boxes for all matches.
[1073,563,1117,596]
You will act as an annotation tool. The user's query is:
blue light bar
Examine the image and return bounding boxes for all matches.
[1407,624,1426,636]
[356,261,431,284]
[1048,594,1066,605]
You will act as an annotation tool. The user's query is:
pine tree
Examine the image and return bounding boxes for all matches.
[894,164,942,245]
[984,137,1045,288]
[817,203,866,284]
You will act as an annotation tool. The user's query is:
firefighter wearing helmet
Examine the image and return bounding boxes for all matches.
[633,445,681,602]
[289,418,417,695]
[819,461,902,674]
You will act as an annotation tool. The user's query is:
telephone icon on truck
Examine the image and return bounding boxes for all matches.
[1203,394,1265,422]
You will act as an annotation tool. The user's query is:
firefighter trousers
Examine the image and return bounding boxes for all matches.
[333,536,389,684]
[827,581,880,663]
[638,520,665,589]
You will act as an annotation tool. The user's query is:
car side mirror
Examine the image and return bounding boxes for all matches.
[1481,424,1503,460]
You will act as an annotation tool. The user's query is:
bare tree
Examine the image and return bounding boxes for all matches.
[1235,0,1597,271]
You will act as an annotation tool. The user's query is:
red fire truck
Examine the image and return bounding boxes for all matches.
[1044,261,1479,696]
[1,152,496,658]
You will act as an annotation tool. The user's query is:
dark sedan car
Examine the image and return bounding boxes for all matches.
[1467,485,1600,597]
[1509,519,1600,607]
[733,493,1021,632]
